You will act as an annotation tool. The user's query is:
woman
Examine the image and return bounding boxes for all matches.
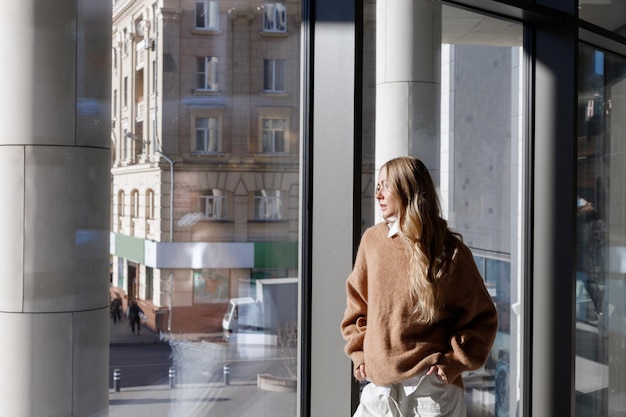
[341,156,498,417]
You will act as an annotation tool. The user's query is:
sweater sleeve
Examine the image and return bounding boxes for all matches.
[340,241,369,368]
[438,247,499,384]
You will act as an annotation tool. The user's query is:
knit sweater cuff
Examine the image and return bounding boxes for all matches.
[351,351,365,368]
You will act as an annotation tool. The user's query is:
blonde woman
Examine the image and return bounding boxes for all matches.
[341,156,498,417]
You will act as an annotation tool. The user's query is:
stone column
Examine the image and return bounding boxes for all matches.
[375,0,441,182]
[0,1,111,416]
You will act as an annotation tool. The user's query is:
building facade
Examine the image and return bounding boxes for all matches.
[111,0,300,333]
[0,0,625,416]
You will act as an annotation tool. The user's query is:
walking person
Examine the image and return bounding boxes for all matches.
[128,300,144,335]
[110,295,122,323]
[341,156,498,417]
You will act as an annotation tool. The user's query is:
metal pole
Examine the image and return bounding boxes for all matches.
[113,369,121,392]
[169,366,176,388]
[168,273,173,333]
[223,363,230,386]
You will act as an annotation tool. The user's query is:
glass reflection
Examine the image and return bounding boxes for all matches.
[362,2,523,416]
[110,0,300,415]
[576,44,626,417]
[579,1,626,37]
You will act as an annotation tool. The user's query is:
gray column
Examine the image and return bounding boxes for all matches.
[531,17,577,417]
[0,2,111,416]
[375,0,441,179]
[307,1,357,416]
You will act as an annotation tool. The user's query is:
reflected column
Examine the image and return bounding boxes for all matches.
[0,1,111,416]
[375,0,441,182]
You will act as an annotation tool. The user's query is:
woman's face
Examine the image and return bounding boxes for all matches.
[376,167,399,220]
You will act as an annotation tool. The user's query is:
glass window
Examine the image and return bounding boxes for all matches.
[110,1,300,415]
[194,116,220,152]
[576,43,626,417]
[118,190,125,217]
[254,190,283,220]
[261,118,286,152]
[196,56,219,91]
[579,2,626,36]
[199,189,227,219]
[195,1,220,30]
[130,189,139,218]
[263,3,287,32]
[145,189,154,219]
[263,59,286,92]
[361,2,524,417]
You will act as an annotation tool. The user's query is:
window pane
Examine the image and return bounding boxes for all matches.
[275,60,286,90]
[111,1,301,415]
[195,2,205,28]
[576,44,626,417]
[579,1,626,35]
[361,2,524,417]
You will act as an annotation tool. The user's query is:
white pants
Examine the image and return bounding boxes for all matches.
[353,374,466,417]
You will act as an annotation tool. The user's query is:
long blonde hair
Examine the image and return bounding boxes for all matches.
[382,156,460,323]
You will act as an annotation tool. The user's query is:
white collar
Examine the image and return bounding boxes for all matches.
[387,221,398,238]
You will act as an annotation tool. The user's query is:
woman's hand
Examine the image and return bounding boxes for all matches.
[353,363,367,381]
[426,365,448,383]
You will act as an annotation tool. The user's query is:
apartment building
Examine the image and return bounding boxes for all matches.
[111,0,301,333]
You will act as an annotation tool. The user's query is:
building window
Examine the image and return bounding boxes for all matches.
[152,60,157,93]
[145,189,155,219]
[195,1,220,30]
[118,190,125,217]
[263,59,286,92]
[199,189,226,219]
[123,77,128,108]
[263,3,286,32]
[113,89,118,118]
[130,189,140,218]
[254,190,283,220]
[261,118,287,153]
[194,116,220,152]
[193,269,229,303]
[196,56,219,91]
[123,28,128,54]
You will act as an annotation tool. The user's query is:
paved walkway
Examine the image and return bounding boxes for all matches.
[109,316,163,346]
[108,319,296,417]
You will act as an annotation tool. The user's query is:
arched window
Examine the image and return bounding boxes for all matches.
[145,189,155,219]
[130,189,140,218]
[118,190,125,217]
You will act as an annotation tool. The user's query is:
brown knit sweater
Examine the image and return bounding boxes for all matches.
[341,222,498,389]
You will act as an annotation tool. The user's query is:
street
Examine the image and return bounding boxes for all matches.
[110,342,291,388]
[110,344,172,388]
[109,339,297,417]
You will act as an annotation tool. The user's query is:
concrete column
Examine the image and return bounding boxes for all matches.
[0,2,111,416]
[375,0,441,180]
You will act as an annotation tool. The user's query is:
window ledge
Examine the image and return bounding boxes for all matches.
[250,219,288,223]
[260,31,289,38]
[194,89,221,95]
[260,91,288,97]
[188,151,225,157]
[192,28,223,36]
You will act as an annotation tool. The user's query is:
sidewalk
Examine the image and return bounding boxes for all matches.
[108,319,296,417]
[109,381,296,417]
[109,316,162,346]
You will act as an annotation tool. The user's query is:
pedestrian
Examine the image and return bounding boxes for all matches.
[340,156,498,417]
[128,300,144,335]
[110,295,122,323]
